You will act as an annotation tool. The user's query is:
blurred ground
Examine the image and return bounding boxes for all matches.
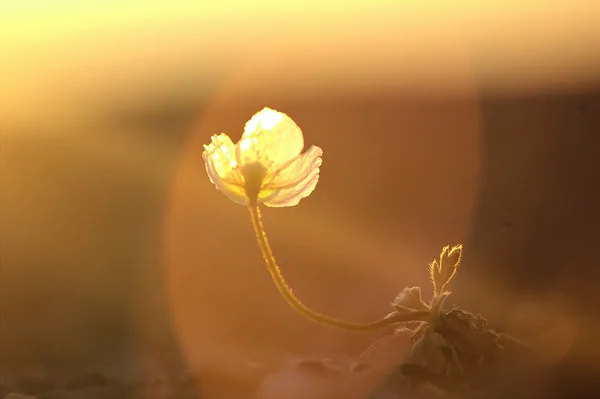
[1,2,600,398]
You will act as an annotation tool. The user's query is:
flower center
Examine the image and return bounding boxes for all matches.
[241,162,267,202]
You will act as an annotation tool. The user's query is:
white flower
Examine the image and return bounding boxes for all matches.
[202,107,323,207]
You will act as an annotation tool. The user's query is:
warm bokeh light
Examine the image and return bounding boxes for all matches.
[2,1,600,397]
[3,1,600,133]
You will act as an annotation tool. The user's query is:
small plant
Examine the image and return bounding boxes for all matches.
[202,108,537,396]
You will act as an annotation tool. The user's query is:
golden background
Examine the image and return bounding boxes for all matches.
[2,1,600,396]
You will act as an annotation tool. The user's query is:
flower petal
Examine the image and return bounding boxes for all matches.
[202,133,247,204]
[236,108,304,173]
[262,145,323,207]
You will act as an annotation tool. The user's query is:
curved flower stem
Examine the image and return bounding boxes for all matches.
[247,204,430,331]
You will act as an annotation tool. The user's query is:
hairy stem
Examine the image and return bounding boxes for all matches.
[248,204,429,331]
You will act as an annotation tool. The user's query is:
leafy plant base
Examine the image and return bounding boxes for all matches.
[367,307,541,398]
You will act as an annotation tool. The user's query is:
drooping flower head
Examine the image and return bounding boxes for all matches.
[202,107,323,207]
